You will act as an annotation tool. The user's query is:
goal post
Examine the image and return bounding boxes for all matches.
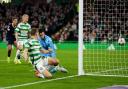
[78,0,85,76]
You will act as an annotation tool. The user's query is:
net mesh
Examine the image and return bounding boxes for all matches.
[84,0,128,77]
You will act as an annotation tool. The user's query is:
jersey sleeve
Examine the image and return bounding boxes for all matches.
[38,41,44,50]
[28,24,31,32]
[15,24,20,32]
[7,25,10,31]
[24,40,30,49]
[48,38,54,49]
[39,45,42,50]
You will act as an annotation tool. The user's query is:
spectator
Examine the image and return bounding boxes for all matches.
[0,0,78,42]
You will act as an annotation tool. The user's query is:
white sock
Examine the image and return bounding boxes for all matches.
[37,73,45,78]
[15,50,21,60]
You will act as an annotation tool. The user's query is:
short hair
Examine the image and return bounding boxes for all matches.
[12,17,17,21]
[22,14,29,18]
[31,28,38,36]
[39,28,45,34]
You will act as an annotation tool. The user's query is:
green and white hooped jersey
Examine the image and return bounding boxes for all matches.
[24,38,42,64]
[15,22,31,41]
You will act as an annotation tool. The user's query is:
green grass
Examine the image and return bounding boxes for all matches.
[0,43,128,89]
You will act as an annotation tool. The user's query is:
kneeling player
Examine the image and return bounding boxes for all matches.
[23,28,59,78]
[38,28,68,73]
[6,17,18,63]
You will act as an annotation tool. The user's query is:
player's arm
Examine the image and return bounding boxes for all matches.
[48,38,57,58]
[39,42,51,54]
[40,41,53,53]
[40,48,51,54]
[28,24,31,38]
[47,39,54,52]
[15,32,19,42]
[38,38,52,53]
[15,24,20,42]
[48,48,52,52]
[15,28,20,49]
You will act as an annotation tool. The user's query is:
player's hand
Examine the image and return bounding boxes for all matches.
[48,48,52,52]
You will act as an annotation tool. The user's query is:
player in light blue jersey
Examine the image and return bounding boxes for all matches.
[38,33,56,58]
[38,29,68,73]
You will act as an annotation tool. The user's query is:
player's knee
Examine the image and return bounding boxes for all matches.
[48,58,59,66]
[45,74,52,79]
[56,59,59,66]
[43,70,53,79]
[8,45,12,50]
[18,45,23,50]
[53,59,59,66]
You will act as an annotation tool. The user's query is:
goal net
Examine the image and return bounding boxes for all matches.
[82,0,128,77]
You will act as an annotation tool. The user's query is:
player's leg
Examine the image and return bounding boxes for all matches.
[14,50,21,64]
[14,41,23,64]
[45,57,67,73]
[51,48,68,73]
[34,58,58,78]
[7,43,12,63]
[13,40,21,63]
[35,60,52,78]
[57,64,68,73]
[13,40,17,48]
[47,57,68,73]
[47,57,59,66]
[35,68,52,79]
[55,65,68,73]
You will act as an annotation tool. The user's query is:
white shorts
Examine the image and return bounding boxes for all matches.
[17,40,28,49]
[34,57,49,73]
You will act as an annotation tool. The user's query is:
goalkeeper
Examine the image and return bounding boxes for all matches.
[38,29,68,73]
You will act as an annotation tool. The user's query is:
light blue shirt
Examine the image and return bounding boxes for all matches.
[38,35,56,58]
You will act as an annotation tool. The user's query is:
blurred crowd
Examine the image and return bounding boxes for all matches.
[0,0,78,42]
[1,0,128,43]
[84,0,128,43]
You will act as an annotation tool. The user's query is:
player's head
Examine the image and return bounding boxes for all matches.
[22,14,29,23]
[31,28,38,38]
[39,28,45,39]
[12,17,18,26]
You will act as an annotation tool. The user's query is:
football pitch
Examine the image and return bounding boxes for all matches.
[0,42,128,89]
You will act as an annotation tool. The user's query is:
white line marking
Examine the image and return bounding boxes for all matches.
[86,73,128,77]
[91,67,128,74]
[85,67,128,77]
[1,75,79,89]
[98,85,128,89]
